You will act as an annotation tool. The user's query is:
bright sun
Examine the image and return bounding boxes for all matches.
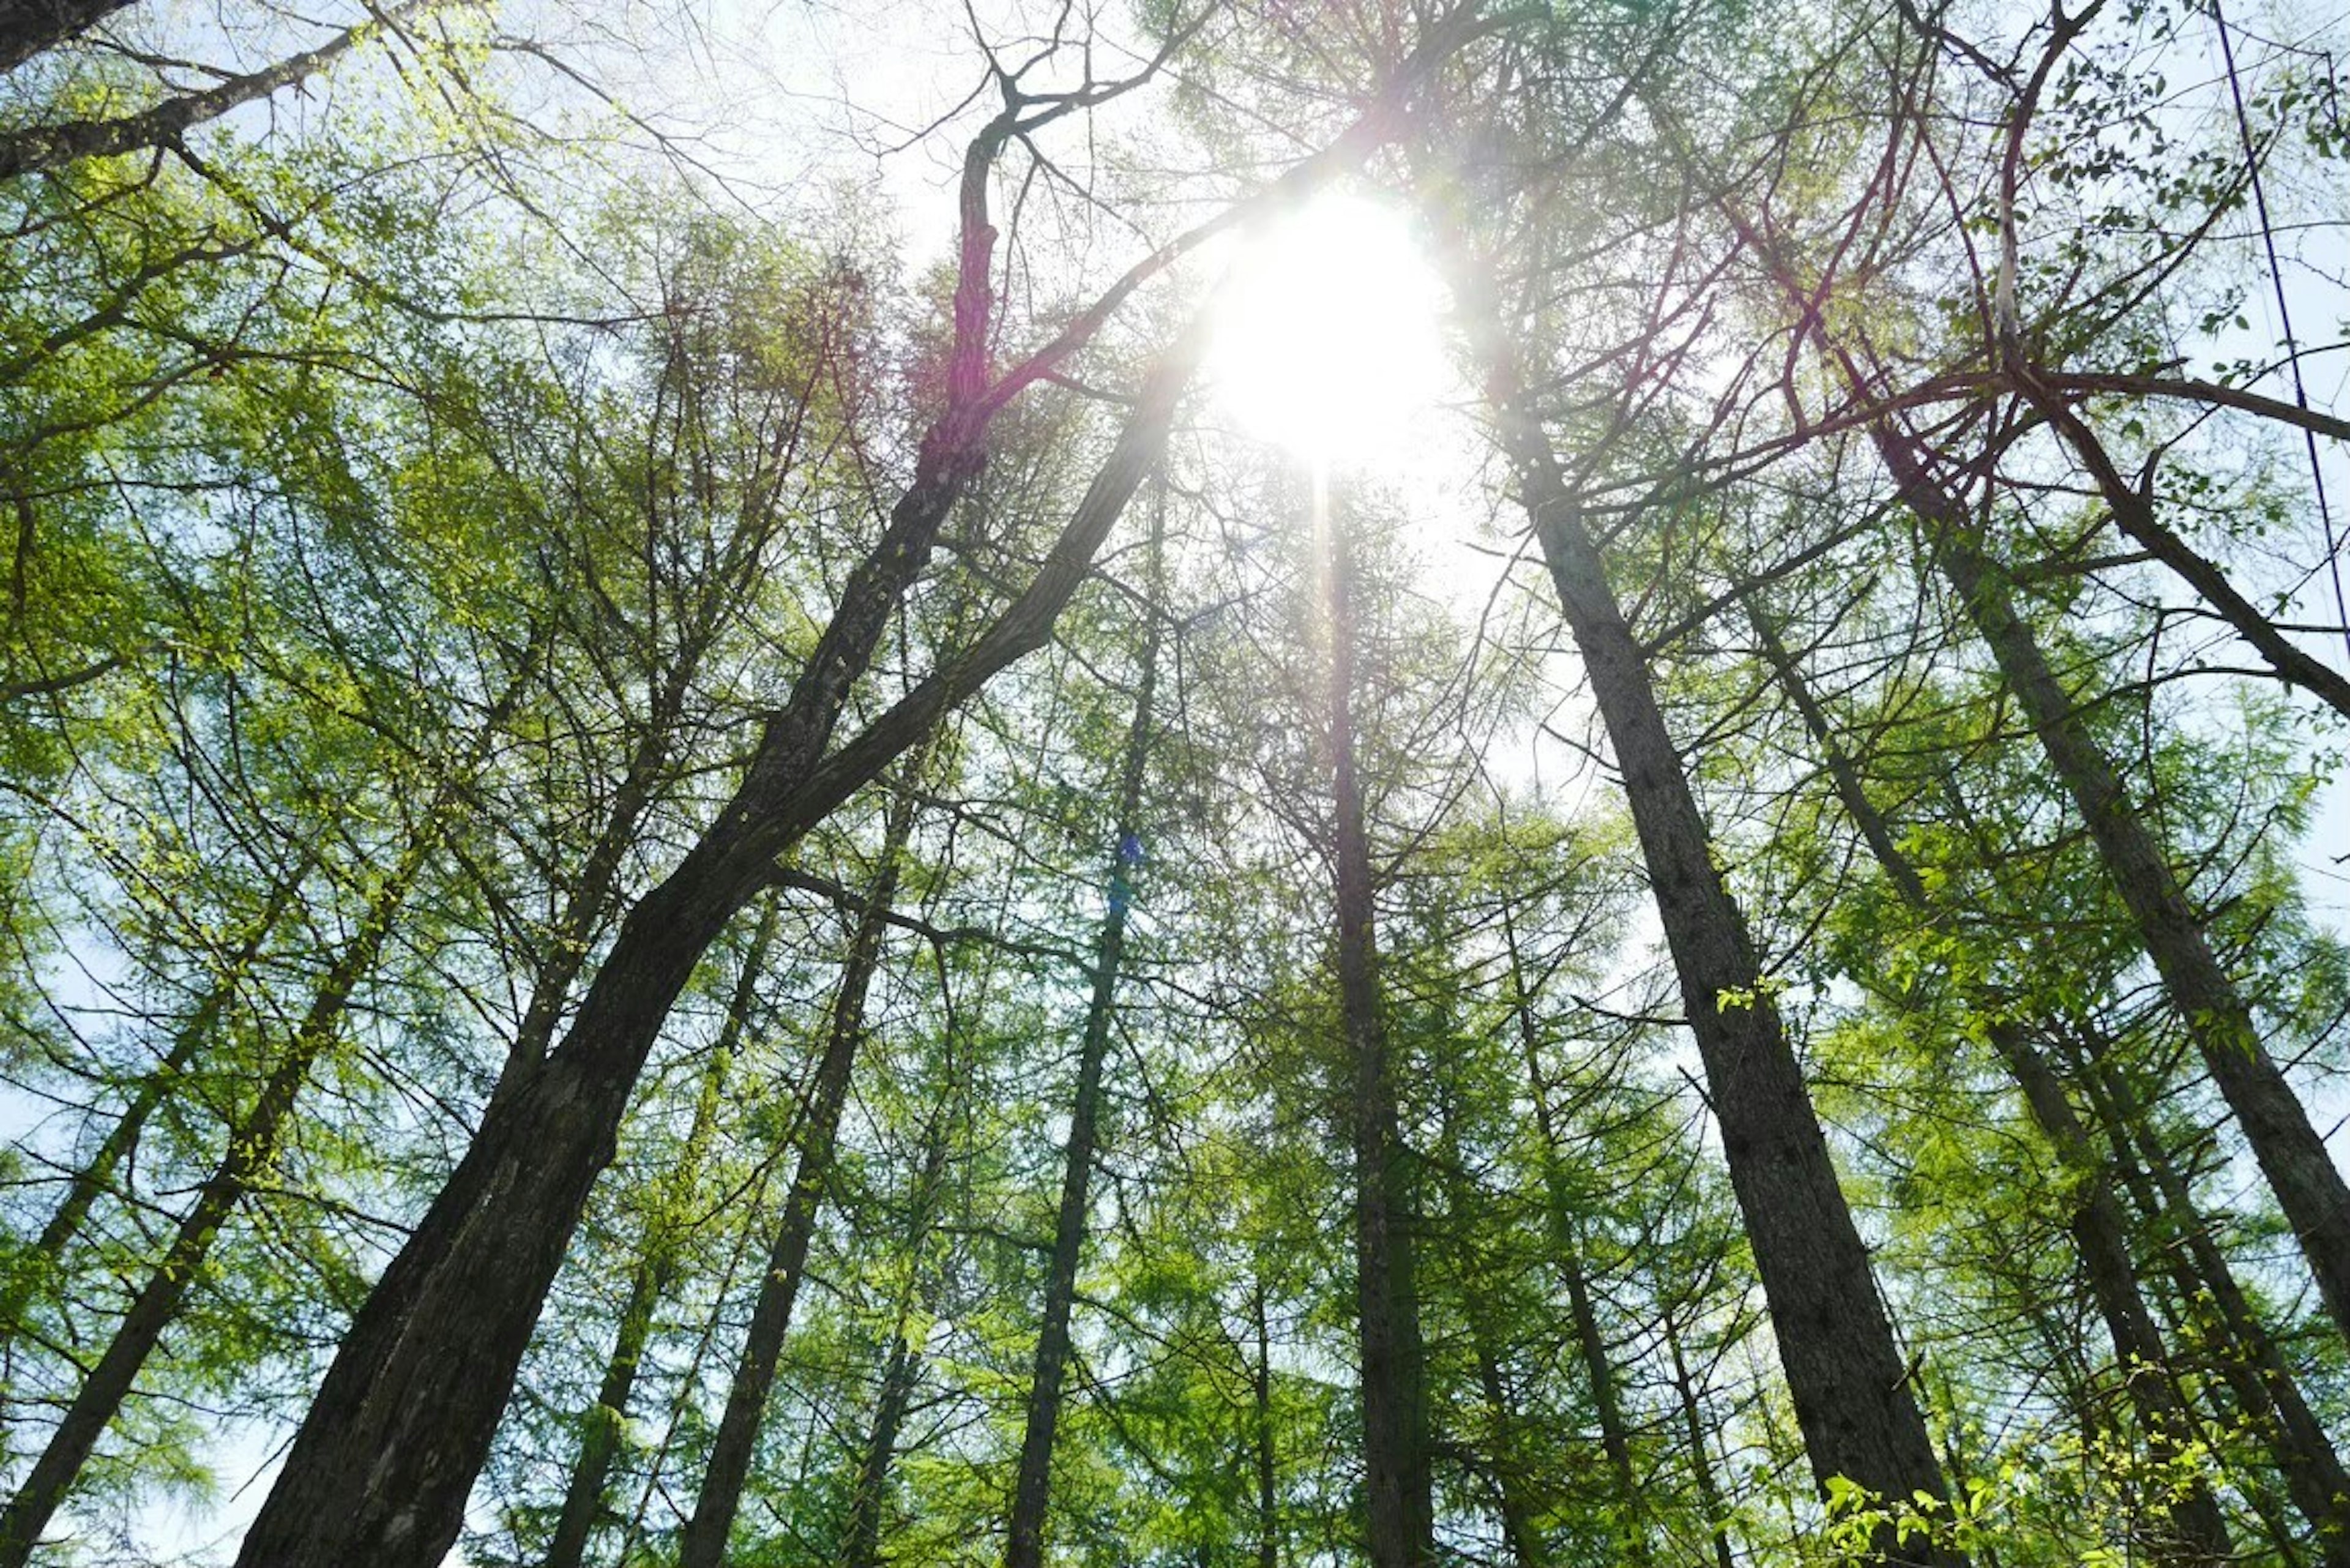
[1209,195,1450,468]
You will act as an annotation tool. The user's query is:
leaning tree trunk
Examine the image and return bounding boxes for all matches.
[1876,430,2350,1348]
[1455,279,1960,1563]
[0,843,317,1350]
[229,285,1209,1568]
[0,657,531,1568]
[1663,1307,1737,1568]
[1004,502,1162,1568]
[1748,604,2236,1564]
[541,897,778,1568]
[2066,1036,2350,1563]
[1319,480,1435,1568]
[1433,1087,1547,1568]
[0,0,130,74]
[677,755,930,1568]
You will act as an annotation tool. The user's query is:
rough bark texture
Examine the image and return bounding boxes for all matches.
[1004,524,1159,1568]
[1884,435,2350,1347]
[542,900,775,1568]
[677,769,925,1568]
[1461,296,1958,1562]
[233,329,1198,1568]
[1321,489,1435,1568]
[0,0,130,73]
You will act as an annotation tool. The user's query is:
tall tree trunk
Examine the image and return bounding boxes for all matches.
[676,756,930,1568]
[1434,1088,1546,1568]
[1004,502,1162,1568]
[231,288,1205,1568]
[2068,1040,2350,1564]
[1319,479,1434,1568]
[1881,433,2350,1347]
[541,898,778,1568]
[841,1091,957,1568]
[1747,605,2235,1564]
[1253,1271,1280,1568]
[1456,278,1959,1562]
[1663,1307,1736,1568]
[1498,900,1643,1560]
[0,662,530,1568]
[0,844,317,1349]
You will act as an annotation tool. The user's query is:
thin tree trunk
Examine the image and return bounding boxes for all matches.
[1253,1274,1280,1568]
[1319,479,1434,1568]
[0,844,316,1348]
[1664,1308,1736,1568]
[1885,436,2350,1347]
[1434,1091,1546,1568]
[1498,900,1643,1560]
[841,1091,956,1568]
[676,756,929,1568]
[1457,278,1958,1562]
[0,662,529,1568]
[1747,605,2234,1564]
[1003,500,1162,1568]
[541,898,778,1568]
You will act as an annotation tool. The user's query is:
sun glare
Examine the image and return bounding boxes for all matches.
[1209,195,1450,468]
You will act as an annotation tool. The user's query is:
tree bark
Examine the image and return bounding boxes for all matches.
[1434,1090,1546,1568]
[0,0,130,75]
[1747,605,2234,1564]
[1458,285,1960,1564]
[1003,502,1162,1568]
[1319,480,1435,1568]
[229,289,1206,1568]
[1883,433,2350,1348]
[0,2,427,182]
[1253,1271,1280,1568]
[0,660,529,1568]
[2069,1041,2350,1565]
[676,760,927,1568]
[541,898,777,1568]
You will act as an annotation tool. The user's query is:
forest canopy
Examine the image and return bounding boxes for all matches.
[0,0,2344,1565]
